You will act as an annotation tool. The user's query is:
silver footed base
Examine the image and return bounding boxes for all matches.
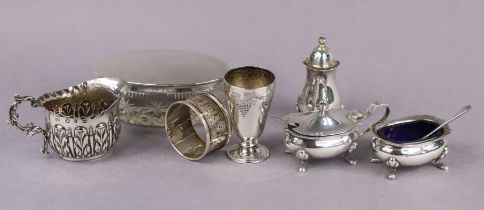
[60,150,112,161]
[226,144,270,164]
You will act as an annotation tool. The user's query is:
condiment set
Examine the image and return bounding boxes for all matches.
[7,34,471,180]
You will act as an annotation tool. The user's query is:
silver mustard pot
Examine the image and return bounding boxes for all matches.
[276,101,390,172]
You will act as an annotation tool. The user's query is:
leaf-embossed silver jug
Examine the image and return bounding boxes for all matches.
[8,78,127,161]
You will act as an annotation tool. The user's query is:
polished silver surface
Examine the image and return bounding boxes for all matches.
[118,82,223,126]
[165,93,231,160]
[95,50,229,127]
[282,108,356,137]
[297,34,343,112]
[370,114,455,180]
[303,34,339,70]
[8,78,127,161]
[224,66,275,164]
[280,101,390,172]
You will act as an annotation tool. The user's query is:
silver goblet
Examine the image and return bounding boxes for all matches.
[224,66,275,163]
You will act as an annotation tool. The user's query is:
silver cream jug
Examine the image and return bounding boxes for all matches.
[8,78,127,161]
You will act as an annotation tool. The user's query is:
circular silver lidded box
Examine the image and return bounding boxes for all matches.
[94,50,229,127]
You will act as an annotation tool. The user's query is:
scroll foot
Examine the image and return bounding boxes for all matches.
[370,143,381,163]
[388,168,397,180]
[386,157,400,180]
[40,147,49,155]
[434,162,448,171]
[433,146,449,171]
[343,152,357,165]
[343,141,358,165]
[296,149,309,173]
[40,136,50,155]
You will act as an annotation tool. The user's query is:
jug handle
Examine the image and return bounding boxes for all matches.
[8,95,49,155]
[348,101,390,137]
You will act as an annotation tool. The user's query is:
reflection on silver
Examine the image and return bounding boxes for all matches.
[95,50,229,127]
[119,82,223,126]
[279,101,390,172]
[224,66,275,164]
[297,34,343,112]
[369,111,471,180]
[8,78,127,161]
[165,93,231,160]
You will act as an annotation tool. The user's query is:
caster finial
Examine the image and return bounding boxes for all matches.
[318,34,327,50]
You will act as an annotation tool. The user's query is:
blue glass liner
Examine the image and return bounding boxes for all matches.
[377,120,443,143]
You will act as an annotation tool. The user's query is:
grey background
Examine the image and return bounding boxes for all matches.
[1,1,483,209]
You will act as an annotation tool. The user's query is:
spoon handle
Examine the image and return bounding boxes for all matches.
[421,105,472,140]
[272,117,298,127]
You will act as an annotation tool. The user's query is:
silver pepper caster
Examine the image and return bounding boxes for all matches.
[297,34,343,112]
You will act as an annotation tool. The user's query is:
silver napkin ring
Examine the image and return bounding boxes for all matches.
[165,93,231,160]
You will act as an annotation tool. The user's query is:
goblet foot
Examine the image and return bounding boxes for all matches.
[226,144,270,164]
